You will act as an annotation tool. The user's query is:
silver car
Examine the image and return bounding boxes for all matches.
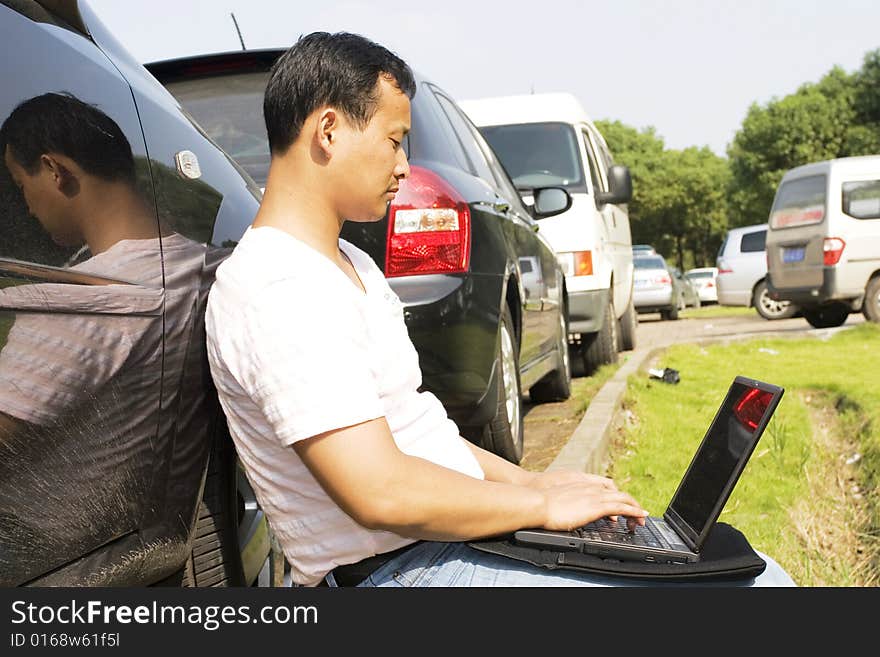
[716,224,797,320]
[633,254,679,320]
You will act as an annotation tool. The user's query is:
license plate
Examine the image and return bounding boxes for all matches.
[634,279,650,287]
[782,247,805,263]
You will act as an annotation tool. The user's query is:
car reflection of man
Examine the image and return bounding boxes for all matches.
[205,32,796,588]
[0,93,207,584]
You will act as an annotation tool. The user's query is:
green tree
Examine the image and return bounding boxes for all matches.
[597,121,729,269]
[727,50,880,227]
[727,67,857,226]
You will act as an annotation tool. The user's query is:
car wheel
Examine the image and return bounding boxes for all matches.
[178,433,247,587]
[661,300,679,321]
[529,306,572,402]
[802,303,850,329]
[863,276,880,323]
[582,293,618,375]
[618,295,637,351]
[753,280,797,320]
[481,305,524,463]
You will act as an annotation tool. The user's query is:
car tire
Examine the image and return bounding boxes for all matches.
[618,295,637,352]
[582,293,618,375]
[480,305,524,463]
[660,301,679,321]
[753,280,797,320]
[802,303,850,329]
[529,306,572,403]
[863,276,880,323]
[178,432,247,587]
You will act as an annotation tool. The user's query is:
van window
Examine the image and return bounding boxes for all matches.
[479,122,586,192]
[842,180,880,220]
[581,130,604,194]
[740,229,766,253]
[769,174,826,229]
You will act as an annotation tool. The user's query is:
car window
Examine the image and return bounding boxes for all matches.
[769,174,826,229]
[740,230,766,253]
[432,88,497,185]
[479,122,586,192]
[581,130,604,194]
[634,256,666,269]
[162,71,272,187]
[583,124,613,190]
[842,179,880,220]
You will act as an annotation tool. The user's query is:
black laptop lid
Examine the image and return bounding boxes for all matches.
[664,376,784,551]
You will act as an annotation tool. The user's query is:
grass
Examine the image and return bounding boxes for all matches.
[679,304,756,319]
[606,321,880,586]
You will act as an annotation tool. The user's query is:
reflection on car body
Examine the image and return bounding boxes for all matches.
[0,1,265,587]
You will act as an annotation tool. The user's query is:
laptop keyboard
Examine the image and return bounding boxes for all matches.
[573,517,666,548]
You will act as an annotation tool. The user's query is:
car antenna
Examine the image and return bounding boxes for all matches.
[230,12,246,51]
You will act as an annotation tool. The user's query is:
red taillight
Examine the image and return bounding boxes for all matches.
[385,165,471,277]
[706,281,715,288]
[655,273,672,285]
[823,237,845,266]
[734,388,773,431]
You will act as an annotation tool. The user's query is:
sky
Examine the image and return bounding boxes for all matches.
[85,0,880,157]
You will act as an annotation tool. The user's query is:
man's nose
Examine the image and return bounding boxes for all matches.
[394,149,410,180]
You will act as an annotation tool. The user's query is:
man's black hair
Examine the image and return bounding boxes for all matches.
[0,92,135,183]
[263,31,416,155]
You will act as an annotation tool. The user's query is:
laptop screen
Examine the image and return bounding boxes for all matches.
[666,377,783,546]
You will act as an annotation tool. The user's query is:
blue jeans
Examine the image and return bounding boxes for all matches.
[348,541,797,587]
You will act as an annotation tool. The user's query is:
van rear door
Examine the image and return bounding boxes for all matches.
[766,173,828,290]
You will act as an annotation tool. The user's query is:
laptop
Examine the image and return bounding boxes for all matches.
[514,376,784,564]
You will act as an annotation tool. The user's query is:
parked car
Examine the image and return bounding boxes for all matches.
[0,0,270,586]
[685,266,719,304]
[716,223,797,320]
[765,155,880,328]
[632,254,679,320]
[670,266,701,309]
[146,50,573,464]
[459,92,636,373]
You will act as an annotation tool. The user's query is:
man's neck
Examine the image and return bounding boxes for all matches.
[253,161,344,261]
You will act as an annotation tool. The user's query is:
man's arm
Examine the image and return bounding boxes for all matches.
[293,417,647,541]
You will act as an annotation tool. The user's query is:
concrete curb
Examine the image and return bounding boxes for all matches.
[546,323,858,474]
[544,345,661,474]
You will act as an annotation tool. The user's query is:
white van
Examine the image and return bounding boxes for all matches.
[765,155,880,327]
[459,93,635,373]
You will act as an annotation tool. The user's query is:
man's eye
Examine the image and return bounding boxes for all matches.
[390,139,400,149]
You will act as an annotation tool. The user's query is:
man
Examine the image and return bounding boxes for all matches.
[205,32,794,587]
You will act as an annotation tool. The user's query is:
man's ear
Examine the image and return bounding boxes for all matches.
[42,154,79,197]
[314,107,340,159]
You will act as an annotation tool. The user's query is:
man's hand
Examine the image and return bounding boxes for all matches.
[538,479,649,533]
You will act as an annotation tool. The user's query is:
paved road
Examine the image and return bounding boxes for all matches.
[632,307,865,351]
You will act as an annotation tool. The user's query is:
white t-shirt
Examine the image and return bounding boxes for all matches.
[205,226,485,586]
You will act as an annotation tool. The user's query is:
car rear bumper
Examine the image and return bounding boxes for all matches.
[390,272,502,429]
[767,269,861,308]
[633,286,674,312]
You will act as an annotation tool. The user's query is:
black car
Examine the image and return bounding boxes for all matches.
[147,49,573,464]
[0,0,269,586]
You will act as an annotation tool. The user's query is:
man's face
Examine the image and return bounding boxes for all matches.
[4,147,81,246]
[331,76,411,222]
